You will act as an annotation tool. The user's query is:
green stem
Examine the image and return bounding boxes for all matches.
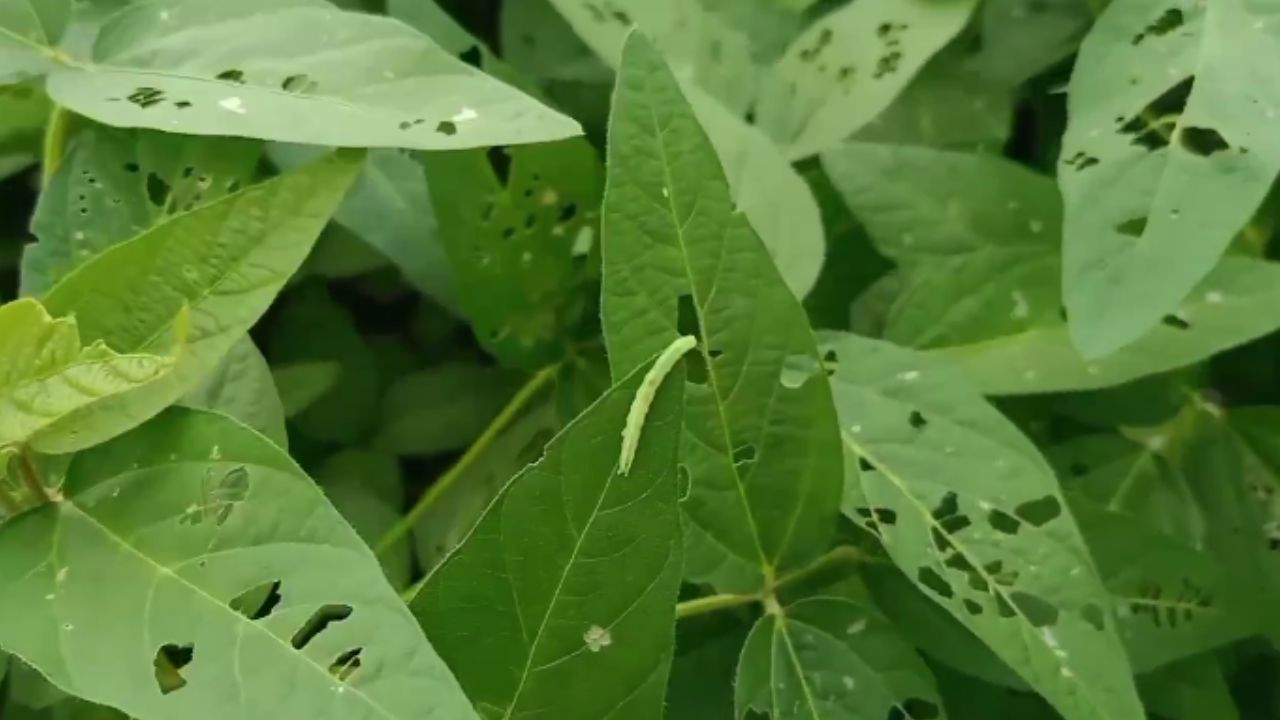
[17,451,46,502]
[675,592,758,619]
[41,105,71,191]
[771,545,880,590]
[374,362,560,557]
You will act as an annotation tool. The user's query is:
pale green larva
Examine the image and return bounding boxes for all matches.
[618,335,698,476]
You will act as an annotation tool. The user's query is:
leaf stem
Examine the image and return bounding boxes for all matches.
[675,592,758,619]
[374,362,560,557]
[770,545,881,590]
[0,482,20,517]
[17,450,46,502]
[41,105,72,191]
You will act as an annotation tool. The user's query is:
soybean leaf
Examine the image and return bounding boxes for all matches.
[822,143,1061,348]
[23,123,261,296]
[42,0,579,150]
[601,33,842,591]
[0,407,476,720]
[816,331,1145,720]
[271,361,341,419]
[1137,655,1240,720]
[0,0,70,83]
[316,449,411,588]
[374,363,523,457]
[412,347,685,720]
[0,298,178,453]
[0,83,47,180]
[734,598,945,720]
[666,615,748,720]
[421,139,603,368]
[181,336,287,449]
[1060,0,1280,357]
[755,0,980,158]
[933,257,1280,395]
[35,150,360,453]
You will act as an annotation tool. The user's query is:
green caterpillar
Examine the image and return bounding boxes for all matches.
[617,335,698,476]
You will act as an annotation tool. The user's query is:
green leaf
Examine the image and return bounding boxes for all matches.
[755,0,980,158]
[666,614,747,720]
[0,0,69,83]
[1138,655,1241,720]
[422,139,603,368]
[0,407,475,720]
[1060,0,1280,357]
[0,82,48,180]
[33,150,360,453]
[23,123,261,296]
[0,298,178,453]
[822,143,1061,348]
[933,257,1280,395]
[270,361,340,419]
[374,363,523,457]
[601,33,842,591]
[181,336,287,449]
[44,0,580,150]
[315,449,411,588]
[411,347,685,720]
[817,331,1145,720]
[734,598,944,720]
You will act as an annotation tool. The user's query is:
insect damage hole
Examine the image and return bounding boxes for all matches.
[907,410,927,430]
[1132,8,1185,45]
[1161,313,1191,330]
[1013,496,1062,527]
[153,643,195,695]
[1179,126,1230,156]
[230,580,283,620]
[329,647,363,681]
[291,604,353,650]
[887,697,942,720]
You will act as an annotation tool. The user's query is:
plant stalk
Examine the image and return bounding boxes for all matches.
[374,362,560,557]
[675,592,758,619]
[17,451,46,502]
[41,105,72,191]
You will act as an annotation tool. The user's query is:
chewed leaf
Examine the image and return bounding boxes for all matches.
[413,345,684,719]
[45,0,579,150]
[1061,0,1280,357]
[601,33,842,591]
[0,298,180,452]
[734,598,944,720]
[817,331,1144,720]
[0,407,476,720]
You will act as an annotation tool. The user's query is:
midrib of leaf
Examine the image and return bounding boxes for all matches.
[773,615,822,719]
[644,100,771,576]
[0,0,54,52]
[1104,450,1158,512]
[840,429,1122,720]
[40,472,402,720]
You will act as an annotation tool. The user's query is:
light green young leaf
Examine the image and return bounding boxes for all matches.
[0,298,178,453]
[421,139,603,369]
[755,0,980,158]
[43,0,579,149]
[35,149,361,453]
[823,143,1061,348]
[181,336,287,449]
[270,361,340,419]
[933,258,1280,395]
[412,348,685,720]
[316,449,412,588]
[601,33,842,591]
[0,407,476,720]
[0,0,69,82]
[816,331,1144,720]
[23,123,261,296]
[1060,0,1280,358]
[734,598,944,720]
[374,363,523,457]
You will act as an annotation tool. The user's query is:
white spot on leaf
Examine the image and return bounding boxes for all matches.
[584,624,612,652]
[897,370,920,382]
[451,107,478,123]
[219,97,247,114]
[845,618,867,635]
[1010,290,1030,320]
[1205,290,1224,304]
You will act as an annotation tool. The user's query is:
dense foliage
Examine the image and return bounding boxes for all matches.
[1,0,1278,718]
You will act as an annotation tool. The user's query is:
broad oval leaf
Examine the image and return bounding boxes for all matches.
[0,0,69,83]
[815,331,1145,720]
[0,407,476,720]
[601,33,842,591]
[0,298,178,452]
[35,149,361,453]
[45,0,580,149]
[412,345,685,720]
[734,598,944,720]
[181,336,287,449]
[1060,0,1280,358]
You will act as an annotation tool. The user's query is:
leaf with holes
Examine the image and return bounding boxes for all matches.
[411,343,685,720]
[421,139,603,369]
[932,257,1280,395]
[813,331,1144,720]
[181,336,287,449]
[23,123,261,296]
[1060,0,1280,358]
[0,298,179,453]
[600,33,842,592]
[0,0,70,83]
[0,407,476,720]
[822,143,1061,348]
[33,149,360,454]
[41,0,579,150]
[734,598,945,720]
[755,0,980,158]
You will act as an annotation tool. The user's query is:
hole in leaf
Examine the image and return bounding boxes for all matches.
[931,492,959,520]
[1064,151,1099,171]
[908,411,927,430]
[1119,77,1194,151]
[231,580,283,620]
[675,294,702,341]
[174,100,192,109]
[995,594,1016,618]
[963,599,983,615]
[1132,8,1185,45]
[1179,126,1230,156]
[435,120,458,136]
[281,73,313,92]
[1081,603,1106,631]
[215,69,246,84]
[127,87,166,108]
[486,147,511,185]
[1162,314,1191,330]
[855,506,897,526]
[857,456,876,473]
[917,567,954,599]
[145,172,170,207]
[123,162,140,174]
[676,464,691,500]
[501,227,517,241]
[180,466,250,527]
[821,348,837,377]
[291,604,353,650]
[1014,496,1062,527]
[1115,216,1148,237]
[988,508,1021,535]
[153,643,194,695]
[558,202,578,222]
[329,647,363,681]
[732,445,757,465]
[1010,591,1059,627]
[797,27,833,62]
[458,45,483,67]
